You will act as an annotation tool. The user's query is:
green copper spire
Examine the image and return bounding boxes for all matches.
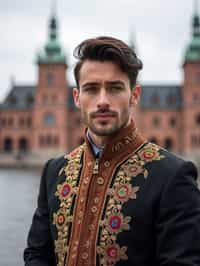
[37,1,66,64]
[185,0,200,63]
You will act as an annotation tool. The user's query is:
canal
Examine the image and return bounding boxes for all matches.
[0,168,41,266]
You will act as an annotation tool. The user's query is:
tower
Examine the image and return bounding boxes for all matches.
[32,8,70,157]
[128,29,141,129]
[182,0,200,155]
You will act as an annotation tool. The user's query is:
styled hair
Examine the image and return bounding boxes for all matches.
[73,36,143,88]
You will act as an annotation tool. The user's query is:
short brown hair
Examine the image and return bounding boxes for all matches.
[73,36,143,88]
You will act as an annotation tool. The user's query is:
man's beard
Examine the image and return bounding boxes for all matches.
[81,107,130,137]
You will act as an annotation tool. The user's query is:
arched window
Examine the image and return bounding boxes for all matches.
[43,113,55,127]
[164,138,173,150]
[4,137,13,152]
[18,137,29,152]
[195,114,200,126]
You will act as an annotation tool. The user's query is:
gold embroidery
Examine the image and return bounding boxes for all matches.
[138,142,165,162]
[111,130,138,153]
[53,144,85,266]
[97,244,128,264]
[97,143,165,265]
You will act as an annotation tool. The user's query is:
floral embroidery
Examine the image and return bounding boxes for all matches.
[123,160,144,177]
[138,142,164,162]
[97,244,128,264]
[108,184,140,203]
[106,214,131,233]
[55,182,73,201]
[97,143,165,265]
[53,144,85,266]
[115,184,139,203]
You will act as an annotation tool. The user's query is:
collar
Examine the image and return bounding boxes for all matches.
[84,120,146,162]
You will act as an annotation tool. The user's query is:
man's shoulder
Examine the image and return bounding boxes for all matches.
[140,142,185,164]
[140,142,197,180]
[46,144,85,174]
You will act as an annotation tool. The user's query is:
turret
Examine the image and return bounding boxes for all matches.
[32,3,70,158]
[181,0,200,156]
[184,0,200,64]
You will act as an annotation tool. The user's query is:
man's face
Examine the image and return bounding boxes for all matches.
[73,60,140,137]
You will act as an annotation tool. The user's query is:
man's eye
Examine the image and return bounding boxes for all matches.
[83,87,98,93]
[110,86,123,92]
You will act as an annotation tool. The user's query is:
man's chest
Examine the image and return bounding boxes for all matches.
[48,143,165,266]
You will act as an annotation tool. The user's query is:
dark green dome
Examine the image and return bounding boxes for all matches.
[185,9,200,63]
[37,15,66,64]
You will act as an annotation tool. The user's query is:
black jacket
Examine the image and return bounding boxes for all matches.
[24,143,200,266]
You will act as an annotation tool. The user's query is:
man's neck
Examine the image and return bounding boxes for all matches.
[87,118,131,148]
[87,129,107,148]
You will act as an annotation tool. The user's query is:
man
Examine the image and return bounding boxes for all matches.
[24,36,200,266]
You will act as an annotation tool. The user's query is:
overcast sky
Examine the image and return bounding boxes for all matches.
[0,0,196,101]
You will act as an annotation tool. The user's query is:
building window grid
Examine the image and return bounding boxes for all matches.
[39,135,59,147]
[0,117,15,128]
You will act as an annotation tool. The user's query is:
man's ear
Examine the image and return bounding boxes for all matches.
[73,87,80,108]
[131,85,141,106]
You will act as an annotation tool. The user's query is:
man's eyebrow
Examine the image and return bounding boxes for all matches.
[81,80,126,88]
[106,80,125,86]
[82,82,99,88]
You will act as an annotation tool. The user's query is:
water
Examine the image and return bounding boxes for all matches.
[0,168,41,266]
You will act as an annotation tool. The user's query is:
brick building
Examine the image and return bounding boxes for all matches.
[0,9,200,163]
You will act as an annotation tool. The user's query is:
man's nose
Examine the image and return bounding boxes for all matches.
[97,89,110,108]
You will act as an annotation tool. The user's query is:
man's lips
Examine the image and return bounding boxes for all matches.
[91,111,117,118]
[94,113,115,118]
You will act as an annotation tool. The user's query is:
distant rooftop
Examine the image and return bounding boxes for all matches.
[140,85,182,110]
[0,83,183,111]
[0,85,35,110]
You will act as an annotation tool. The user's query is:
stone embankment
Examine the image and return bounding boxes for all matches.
[0,152,200,187]
[0,153,47,169]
